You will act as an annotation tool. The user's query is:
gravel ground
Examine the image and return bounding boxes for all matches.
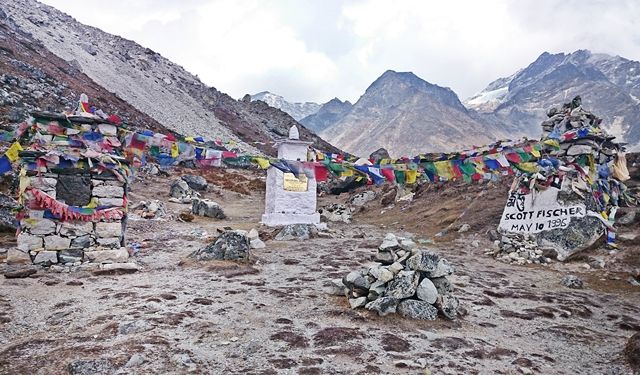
[1,175,638,375]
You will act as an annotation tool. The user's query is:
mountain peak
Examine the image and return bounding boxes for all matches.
[250,91,320,121]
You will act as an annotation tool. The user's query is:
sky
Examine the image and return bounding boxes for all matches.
[40,0,640,104]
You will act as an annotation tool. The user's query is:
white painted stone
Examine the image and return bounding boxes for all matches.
[92,185,124,198]
[97,198,125,207]
[95,222,123,238]
[22,218,57,235]
[59,221,94,237]
[85,248,129,263]
[45,235,71,250]
[261,136,319,226]
[17,233,44,251]
[33,251,58,264]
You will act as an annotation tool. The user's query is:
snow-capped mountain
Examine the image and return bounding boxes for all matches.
[251,91,321,121]
[320,70,507,157]
[466,50,640,150]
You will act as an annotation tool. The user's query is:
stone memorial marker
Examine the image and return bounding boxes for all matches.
[261,125,320,226]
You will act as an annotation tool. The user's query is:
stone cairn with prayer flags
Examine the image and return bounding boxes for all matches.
[11,108,132,268]
[495,96,636,261]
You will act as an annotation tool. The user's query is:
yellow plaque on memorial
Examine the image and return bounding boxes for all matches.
[283,173,308,192]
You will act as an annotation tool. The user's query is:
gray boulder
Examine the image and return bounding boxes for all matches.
[365,296,398,316]
[181,175,208,191]
[369,147,390,163]
[406,250,440,272]
[397,299,438,320]
[385,270,419,299]
[193,231,250,261]
[274,224,318,241]
[170,179,194,199]
[191,198,226,219]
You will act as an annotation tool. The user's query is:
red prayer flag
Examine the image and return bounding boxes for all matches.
[314,165,329,182]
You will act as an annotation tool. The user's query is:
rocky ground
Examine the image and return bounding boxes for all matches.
[1,167,639,375]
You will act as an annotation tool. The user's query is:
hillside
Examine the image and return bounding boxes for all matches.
[1,0,340,156]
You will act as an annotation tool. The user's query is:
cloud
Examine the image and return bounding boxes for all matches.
[39,0,640,104]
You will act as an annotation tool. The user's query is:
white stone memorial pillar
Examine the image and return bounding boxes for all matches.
[261,126,320,226]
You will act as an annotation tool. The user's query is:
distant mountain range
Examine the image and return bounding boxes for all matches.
[290,50,639,157]
[250,92,320,121]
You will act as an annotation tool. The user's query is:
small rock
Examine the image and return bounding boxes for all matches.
[250,238,265,249]
[388,262,404,274]
[343,271,370,291]
[435,294,459,320]
[193,231,250,261]
[385,270,419,299]
[118,319,154,335]
[125,353,146,368]
[406,250,440,273]
[426,259,454,278]
[397,299,438,320]
[365,296,398,316]
[379,233,400,251]
[430,277,454,294]
[416,278,439,304]
[458,224,471,233]
[560,275,584,289]
[4,266,37,278]
[349,296,368,309]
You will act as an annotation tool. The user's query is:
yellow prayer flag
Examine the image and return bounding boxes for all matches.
[341,167,354,177]
[543,139,560,149]
[406,170,417,184]
[5,142,23,162]
[185,137,195,143]
[171,143,179,158]
[253,157,270,169]
[516,162,538,173]
[434,161,453,180]
[531,146,540,158]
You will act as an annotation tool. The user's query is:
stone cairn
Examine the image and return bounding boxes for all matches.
[494,96,635,261]
[340,233,459,320]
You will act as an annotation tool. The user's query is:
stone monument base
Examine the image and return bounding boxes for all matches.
[261,213,321,227]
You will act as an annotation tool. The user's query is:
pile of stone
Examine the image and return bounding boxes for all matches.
[486,233,552,265]
[339,233,459,320]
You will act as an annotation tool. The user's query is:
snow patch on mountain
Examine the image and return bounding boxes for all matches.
[251,92,320,121]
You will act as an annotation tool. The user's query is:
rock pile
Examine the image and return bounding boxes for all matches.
[486,233,552,265]
[340,233,459,320]
[274,224,318,241]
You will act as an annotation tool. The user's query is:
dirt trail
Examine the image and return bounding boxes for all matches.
[1,171,639,374]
